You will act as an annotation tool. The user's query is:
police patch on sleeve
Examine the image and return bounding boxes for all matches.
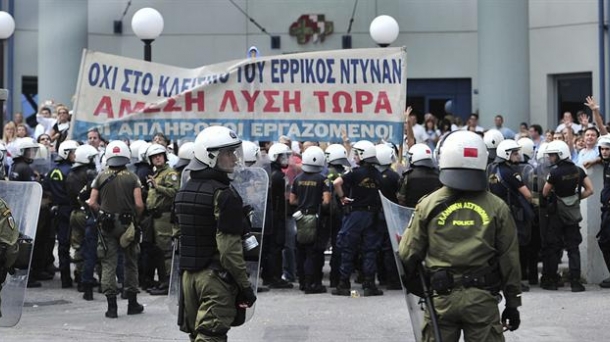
[8,215,16,230]
[171,174,178,182]
[515,174,522,182]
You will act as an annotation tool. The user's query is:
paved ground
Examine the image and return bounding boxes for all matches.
[2,271,610,342]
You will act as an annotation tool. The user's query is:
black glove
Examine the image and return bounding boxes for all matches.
[236,286,257,308]
[501,307,520,331]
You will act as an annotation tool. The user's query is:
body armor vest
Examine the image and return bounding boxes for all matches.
[402,167,442,208]
[175,178,228,271]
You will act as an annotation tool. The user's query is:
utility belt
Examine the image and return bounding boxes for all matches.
[98,210,134,231]
[149,207,171,219]
[430,267,501,295]
[343,205,379,214]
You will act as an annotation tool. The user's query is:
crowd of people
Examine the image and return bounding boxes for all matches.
[2,95,610,341]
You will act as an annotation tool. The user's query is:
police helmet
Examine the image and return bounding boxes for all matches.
[375,144,396,166]
[57,140,80,161]
[242,140,260,165]
[129,140,146,161]
[302,146,325,173]
[536,142,549,162]
[324,144,350,167]
[352,140,379,164]
[137,142,152,164]
[495,139,521,161]
[517,137,535,160]
[268,143,292,165]
[105,140,131,167]
[174,141,195,169]
[483,129,504,160]
[73,144,99,168]
[408,143,435,168]
[193,126,242,172]
[544,140,571,162]
[146,143,167,164]
[13,137,39,160]
[438,131,488,191]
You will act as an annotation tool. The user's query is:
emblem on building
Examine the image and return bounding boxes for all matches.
[289,14,334,44]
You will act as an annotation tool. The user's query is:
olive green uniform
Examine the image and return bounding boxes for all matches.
[0,197,19,317]
[399,186,522,342]
[146,164,179,275]
[93,168,142,296]
[181,190,250,342]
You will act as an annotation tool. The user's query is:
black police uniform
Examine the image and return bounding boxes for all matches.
[291,171,330,293]
[397,166,442,208]
[599,159,610,283]
[325,164,348,287]
[542,160,587,288]
[377,167,401,289]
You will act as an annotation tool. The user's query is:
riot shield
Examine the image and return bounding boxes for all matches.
[0,181,42,327]
[379,191,423,342]
[168,166,268,325]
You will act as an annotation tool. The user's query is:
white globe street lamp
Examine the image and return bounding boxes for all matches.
[369,15,399,47]
[131,8,164,61]
[0,11,15,132]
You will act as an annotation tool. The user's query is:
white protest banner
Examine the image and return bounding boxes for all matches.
[70,48,407,143]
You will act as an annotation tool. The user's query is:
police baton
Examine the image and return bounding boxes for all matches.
[418,262,442,342]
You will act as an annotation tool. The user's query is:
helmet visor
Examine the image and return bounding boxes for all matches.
[216,146,243,173]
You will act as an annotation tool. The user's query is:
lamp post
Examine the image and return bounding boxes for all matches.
[0,11,15,135]
[369,15,399,47]
[131,8,164,62]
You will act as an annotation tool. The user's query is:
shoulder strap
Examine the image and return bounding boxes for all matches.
[97,170,120,192]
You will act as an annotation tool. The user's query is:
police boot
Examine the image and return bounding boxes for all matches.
[305,276,327,294]
[570,277,585,292]
[61,269,73,289]
[331,279,351,296]
[362,278,384,297]
[83,284,94,301]
[126,292,144,315]
[105,296,118,318]
[148,281,169,296]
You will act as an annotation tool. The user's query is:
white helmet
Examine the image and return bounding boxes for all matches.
[129,140,146,160]
[105,140,131,167]
[375,144,396,166]
[495,139,521,161]
[325,144,350,167]
[517,137,535,160]
[57,140,80,161]
[268,143,292,164]
[438,131,488,191]
[137,142,152,164]
[13,137,39,160]
[302,146,325,173]
[146,143,167,164]
[536,142,549,162]
[483,129,504,149]
[544,140,571,162]
[193,126,242,171]
[242,141,260,165]
[408,143,434,168]
[352,140,379,164]
[598,135,610,160]
[175,141,195,169]
[73,144,99,168]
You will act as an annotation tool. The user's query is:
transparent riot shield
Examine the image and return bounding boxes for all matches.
[379,191,423,342]
[0,181,42,327]
[168,167,268,325]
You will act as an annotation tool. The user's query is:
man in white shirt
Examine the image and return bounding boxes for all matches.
[556,111,582,133]
[462,113,485,132]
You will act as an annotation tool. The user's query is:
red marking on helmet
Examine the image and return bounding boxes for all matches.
[463,147,478,158]
[425,149,431,154]
[113,146,121,153]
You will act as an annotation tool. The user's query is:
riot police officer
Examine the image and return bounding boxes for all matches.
[324,144,351,288]
[541,140,593,292]
[332,140,384,297]
[45,139,79,288]
[174,126,256,341]
[397,143,442,208]
[483,129,505,165]
[87,140,145,318]
[399,131,522,341]
[145,144,179,296]
[289,146,331,294]
[0,196,18,318]
[9,138,39,182]
[596,135,610,288]
[66,144,99,300]
[375,144,402,290]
